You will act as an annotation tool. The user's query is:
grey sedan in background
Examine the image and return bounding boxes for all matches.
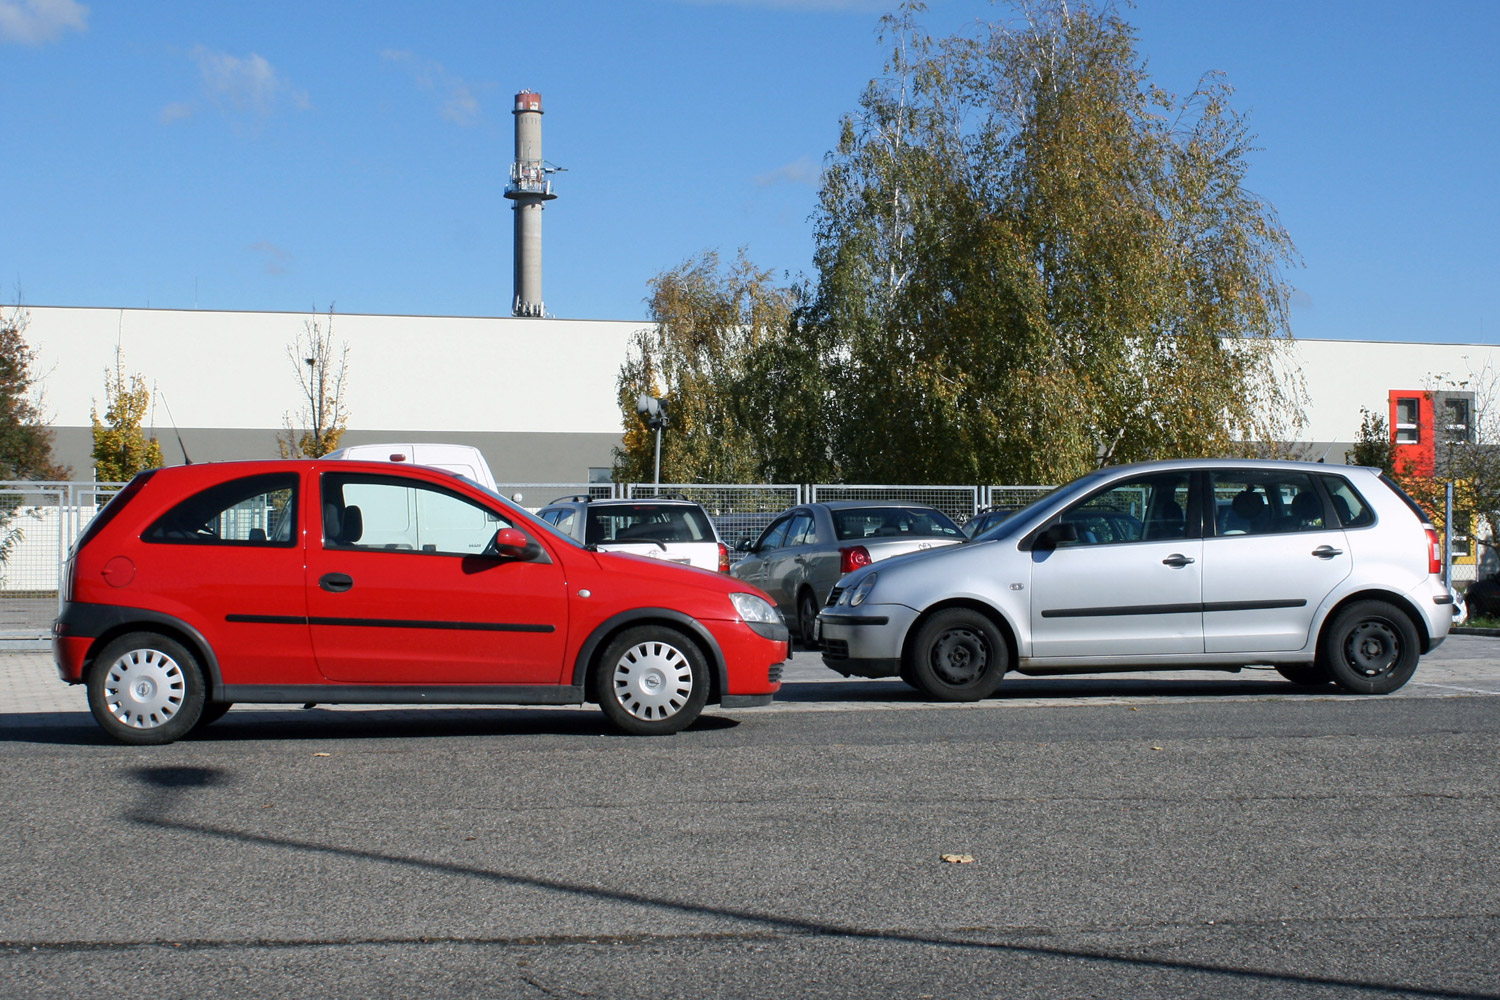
[730,501,966,646]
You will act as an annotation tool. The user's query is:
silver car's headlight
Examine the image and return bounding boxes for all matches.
[849,573,878,607]
[730,592,783,625]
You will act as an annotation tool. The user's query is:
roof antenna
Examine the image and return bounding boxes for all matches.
[158,390,193,465]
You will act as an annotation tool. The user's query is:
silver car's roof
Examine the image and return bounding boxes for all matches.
[1088,458,1381,477]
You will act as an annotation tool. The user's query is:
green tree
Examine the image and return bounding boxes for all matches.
[0,305,69,568]
[0,306,68,481]
[615,249,799,483]
[91,347,166,482]
[278,307,350,458]
[807,0,1302,483]
[1347,407,1395,476]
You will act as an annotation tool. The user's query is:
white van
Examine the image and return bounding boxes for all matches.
[324,443,498,491]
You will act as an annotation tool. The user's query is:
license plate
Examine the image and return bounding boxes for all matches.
[813,618,823,641]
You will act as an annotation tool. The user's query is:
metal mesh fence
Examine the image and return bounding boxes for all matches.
[0,482,125,599]
[984,485,1058,514]
[810,484,980,527]
[496,483,616,511]
[627,484,804,559]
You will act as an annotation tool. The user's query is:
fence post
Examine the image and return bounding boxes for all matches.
[1445,481,1454,589]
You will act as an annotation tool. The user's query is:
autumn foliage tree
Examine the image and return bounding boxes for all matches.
[0,307,67,481]
[278,308,350,459]
[620,1,1304,486]
[91,348,166,482]
[615,250,798,483]
[806,0,1302,484]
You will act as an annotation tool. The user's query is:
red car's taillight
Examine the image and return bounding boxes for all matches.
[1426,527,1442,575]
[718,542,730,573]
[840,545,872,574]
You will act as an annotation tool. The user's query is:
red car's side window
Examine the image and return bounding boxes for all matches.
[320,473,513,557]
[142,473,298,547]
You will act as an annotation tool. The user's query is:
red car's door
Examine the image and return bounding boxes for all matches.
[134,470,316,685]
[305,470,569,685]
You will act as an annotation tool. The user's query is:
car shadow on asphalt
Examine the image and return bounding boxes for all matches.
[0,707,741,745]
[775,675,1343,703]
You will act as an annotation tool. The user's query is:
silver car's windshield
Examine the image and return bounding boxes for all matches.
[970,471,1113,541]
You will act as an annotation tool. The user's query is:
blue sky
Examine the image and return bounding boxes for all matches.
[2,0,1496,343]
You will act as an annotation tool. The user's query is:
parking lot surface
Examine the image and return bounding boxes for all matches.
[3,638,1496,999]
[5,634,1498,731]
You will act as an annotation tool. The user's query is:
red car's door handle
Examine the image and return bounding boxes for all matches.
[319,573,354,593]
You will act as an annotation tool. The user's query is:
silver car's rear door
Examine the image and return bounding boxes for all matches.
[1200,470,1353,653]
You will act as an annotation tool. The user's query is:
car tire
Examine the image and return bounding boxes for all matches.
[1275,664,1334,686]
[1320,601,1421,695]
[798,590,820,650]
[908,609,1008,702]
[594,626,709,735]
[86,632,206,745]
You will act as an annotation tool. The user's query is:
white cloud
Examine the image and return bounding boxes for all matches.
[381,49,483,127]
[0,0,88,45]
[191,45,310,118]
[158,101,193,125]
[249,241,292,277]
[754,155,822,187]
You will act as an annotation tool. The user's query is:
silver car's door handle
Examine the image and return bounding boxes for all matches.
[1311,545,1344,559]
[1161,554,1195,567]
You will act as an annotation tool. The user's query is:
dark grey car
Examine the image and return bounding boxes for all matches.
[729,501,965,646]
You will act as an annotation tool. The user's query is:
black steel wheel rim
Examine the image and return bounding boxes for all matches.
[931,627,988,685]
[1344,619,1400,678]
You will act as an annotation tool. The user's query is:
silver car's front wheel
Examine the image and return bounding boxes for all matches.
[86,632,206,745]
[595,626,708,735]
[908,609,1008,702]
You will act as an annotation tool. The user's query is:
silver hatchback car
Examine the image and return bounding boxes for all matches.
[817,460,1454,699]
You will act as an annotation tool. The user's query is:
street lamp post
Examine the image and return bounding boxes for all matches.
[635,394,668,487]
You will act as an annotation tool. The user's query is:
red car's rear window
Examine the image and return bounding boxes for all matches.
[72,470,158,552]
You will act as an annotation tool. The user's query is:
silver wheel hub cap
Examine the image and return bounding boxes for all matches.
[104,648,185,729]
[612,641,693,721]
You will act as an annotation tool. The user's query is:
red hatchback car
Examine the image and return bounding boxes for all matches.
[54,460,788,743]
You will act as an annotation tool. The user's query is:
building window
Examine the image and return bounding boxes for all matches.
[1452,510,1472,558]
[1395,397,1420,444]
[1443,398,1472,444]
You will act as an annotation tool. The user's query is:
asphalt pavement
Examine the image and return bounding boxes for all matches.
[3,639,1497,999]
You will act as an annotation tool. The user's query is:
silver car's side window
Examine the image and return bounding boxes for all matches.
[756,517,792,551]
[784,514,816,548]
[1058,474,1191,545]
[1319,475,1376,528]
[1211,472,1327,536]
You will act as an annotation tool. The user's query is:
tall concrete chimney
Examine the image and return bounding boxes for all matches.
[504,90,557,318]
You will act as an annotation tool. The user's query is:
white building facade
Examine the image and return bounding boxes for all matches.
[16,304,1500,483]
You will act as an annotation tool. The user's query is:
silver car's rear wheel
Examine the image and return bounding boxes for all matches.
[1321,600,1420,695]
[87,633,206,745]
[595,626,709,735]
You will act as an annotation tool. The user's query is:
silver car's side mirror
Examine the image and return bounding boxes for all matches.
[1035,522,1079,550]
